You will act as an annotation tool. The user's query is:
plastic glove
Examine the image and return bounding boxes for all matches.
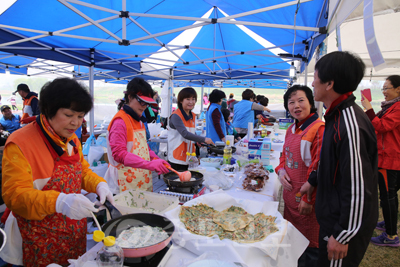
[145,159,170,174]
[56,193,98,220]
[96,182,116,206]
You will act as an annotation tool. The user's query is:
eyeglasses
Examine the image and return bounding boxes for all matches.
[135,96,149,107]
[381,87,394,92]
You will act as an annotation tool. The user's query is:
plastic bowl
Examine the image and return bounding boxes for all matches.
[200,157,222,168]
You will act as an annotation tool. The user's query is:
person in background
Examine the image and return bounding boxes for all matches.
[16,83,40,125]
[168,87,213,170]
[226,93,235,109]
[361,75,400,247]
[221,108,240,143]
[105,77,170,194]
[206,89,227,143]
[276,85,325,267]
[153,90,161,105]
[232,89,270,138]
[7,92,18,111]
[0,78,114,266]
[172,93,178,104]
[254,96,269,120]
[0,105,21,135]
[301,51,378,266]
[203,92,209,105]
[221,94,228,110]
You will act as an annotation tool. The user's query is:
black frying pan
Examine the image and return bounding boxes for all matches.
[209,145,236,155]
[101,213,175,258]
[163,170,203,188]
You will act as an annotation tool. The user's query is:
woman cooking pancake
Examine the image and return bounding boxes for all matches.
[1,78,115,266]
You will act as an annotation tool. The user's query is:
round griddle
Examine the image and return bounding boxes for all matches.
[163,171,204,193]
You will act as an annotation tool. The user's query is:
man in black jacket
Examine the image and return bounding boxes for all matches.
[301,51,378,266]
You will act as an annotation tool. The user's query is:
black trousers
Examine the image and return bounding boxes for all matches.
[318,227,373,267]
[378,169,400,235]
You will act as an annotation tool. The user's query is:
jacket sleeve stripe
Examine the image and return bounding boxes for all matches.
[336,106,364,244]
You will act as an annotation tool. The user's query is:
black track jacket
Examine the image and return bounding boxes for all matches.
[315,94,378,245]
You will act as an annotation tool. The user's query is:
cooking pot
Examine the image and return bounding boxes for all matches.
[163,171,204,193]
[101,213,175,258]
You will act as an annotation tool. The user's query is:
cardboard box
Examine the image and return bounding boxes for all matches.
[278,118,294,130]
[248,138,271,165]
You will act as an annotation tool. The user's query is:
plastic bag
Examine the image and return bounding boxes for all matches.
[147,122,162,138]
[96,135,107,148]
[88,146,104,166]
[90,163,108,177]
[82,133,96,155]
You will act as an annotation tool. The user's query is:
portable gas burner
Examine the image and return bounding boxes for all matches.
[123,242,173,266]
[158,185,206,203]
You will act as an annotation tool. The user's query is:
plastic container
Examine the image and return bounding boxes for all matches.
[96,236,124,267]
[191,152,199,168]
[113,190,179,215]
[200,157,222,168]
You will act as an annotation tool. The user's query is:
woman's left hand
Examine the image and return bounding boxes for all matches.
[298,200,312,215]
[360,94,372,110]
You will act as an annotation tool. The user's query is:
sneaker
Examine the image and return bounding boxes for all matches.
[376,221,386,231]
[371,232,400,247]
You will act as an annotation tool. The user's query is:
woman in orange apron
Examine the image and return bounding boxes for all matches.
[275,85,325,267]
[0,78,114,267]
[104,77,170,193]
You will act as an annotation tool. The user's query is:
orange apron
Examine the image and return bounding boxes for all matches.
[282,123,319,248]
[14,124,87,267]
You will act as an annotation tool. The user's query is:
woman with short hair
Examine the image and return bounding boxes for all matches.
[168,87,213,170]
[362,75,400,247]
[206,89,227,143]
[1,78,115,266]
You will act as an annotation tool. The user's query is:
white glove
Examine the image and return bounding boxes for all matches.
[56,193,98,220]
[96,182,116,206]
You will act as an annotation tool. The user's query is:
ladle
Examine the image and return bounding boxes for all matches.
[164,164,192,182]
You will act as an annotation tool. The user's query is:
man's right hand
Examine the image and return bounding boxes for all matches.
[300,181,315,202]
[204,138,214,145]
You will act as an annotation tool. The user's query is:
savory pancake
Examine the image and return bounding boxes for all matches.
[213,211,253,231]
[179,204,278,243]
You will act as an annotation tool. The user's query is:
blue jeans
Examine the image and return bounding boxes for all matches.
[378,169,400,235]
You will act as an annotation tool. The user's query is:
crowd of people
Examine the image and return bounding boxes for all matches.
[0,51,398,266]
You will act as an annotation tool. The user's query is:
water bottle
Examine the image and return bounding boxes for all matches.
[96,236,124,267]
[191,152,199,168]
[223,140,232,165]
[186,152,193,168]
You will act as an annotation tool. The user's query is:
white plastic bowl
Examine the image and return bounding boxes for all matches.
[200,157,222,168]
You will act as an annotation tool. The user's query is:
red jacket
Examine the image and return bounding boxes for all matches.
[368,101,400,170]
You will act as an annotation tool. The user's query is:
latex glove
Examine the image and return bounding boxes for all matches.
[96,182,116,206]
[145,159,170,174]
[56,193,98,220]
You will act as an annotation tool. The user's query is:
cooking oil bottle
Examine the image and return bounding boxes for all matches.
[223,140,232,165]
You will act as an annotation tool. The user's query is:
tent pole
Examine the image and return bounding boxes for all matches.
[304,62,308,86]
[89,51,95,136]
[201,83,204,113]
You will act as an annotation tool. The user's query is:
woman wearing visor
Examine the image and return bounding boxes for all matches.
[105,77,170,193]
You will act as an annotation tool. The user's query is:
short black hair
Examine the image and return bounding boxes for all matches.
[386,75,400,88]
[259,96,269,107]
[209,89,226,103]
[125,77,154,104]
[221,108,231,122]
[256,95,264,102]
[242,89,255,100]
[283,85,317,118]
[39,78,93,119]
[17,83,30,93]
[177,87,197,109]
[315,51,365,94]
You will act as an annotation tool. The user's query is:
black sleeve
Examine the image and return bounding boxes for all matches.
[31,98,40,116]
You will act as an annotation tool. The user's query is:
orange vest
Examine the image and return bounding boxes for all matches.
[21,95,38,121]
[105,109,152,193]
[7,122,80,190]
[167,108,196,165]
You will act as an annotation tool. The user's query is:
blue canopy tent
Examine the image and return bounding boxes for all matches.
[0,0,328,131]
